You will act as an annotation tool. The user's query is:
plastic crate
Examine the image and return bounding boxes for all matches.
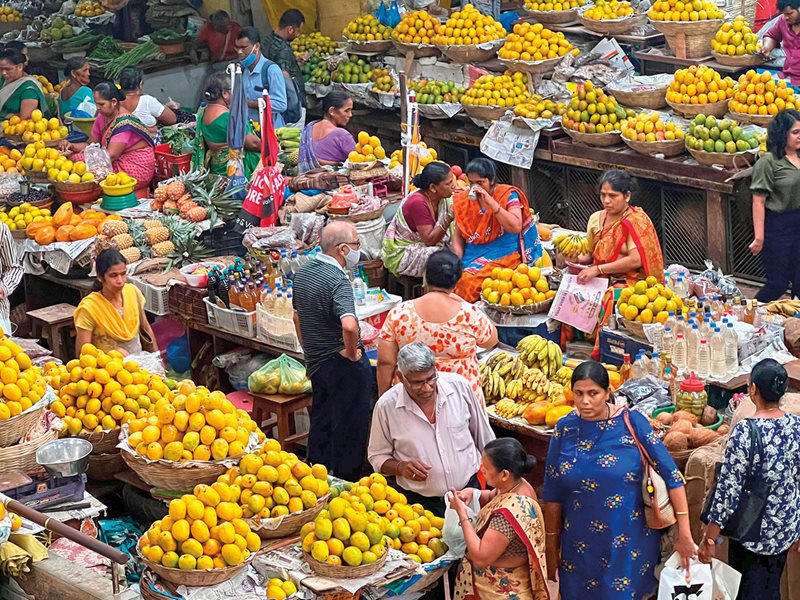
[167,282,208,324]
[154,143,192,181]
[129,275,169,316]
[256,304,303,352]
[203,297,256,337]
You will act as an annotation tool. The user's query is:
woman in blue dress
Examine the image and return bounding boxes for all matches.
[542,361,697,599]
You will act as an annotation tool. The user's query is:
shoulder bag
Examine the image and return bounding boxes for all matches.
[700,419,769,543]
[623,409,677,529]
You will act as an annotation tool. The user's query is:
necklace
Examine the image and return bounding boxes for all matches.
[498,479,524,495]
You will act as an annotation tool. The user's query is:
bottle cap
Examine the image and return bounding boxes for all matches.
[623,353,630,361]
[680,372,706,391]
[692,324,698,330]
[668,311,674,316]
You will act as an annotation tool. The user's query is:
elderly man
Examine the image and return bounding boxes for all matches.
[368,342,495,514]
[293,221,373,481]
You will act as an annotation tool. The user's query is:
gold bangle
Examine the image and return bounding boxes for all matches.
[598,265,604,275]
[545,532,559,536]
[675,511,688,515]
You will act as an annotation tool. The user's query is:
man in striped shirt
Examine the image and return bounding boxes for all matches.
[0,222,21,335]
[292,221,373,481]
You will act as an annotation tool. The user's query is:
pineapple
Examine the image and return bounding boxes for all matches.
[163,200,178,214]
[143,219,162,230]
[145,227,170,246]
[120,247,141,263]
[111,233,133,250]
[187,206,208,222]
[95,235,112,253]
[151,240,175,256]
[153,185,169,203]
[102,220,128,237]
[165,179,186,201]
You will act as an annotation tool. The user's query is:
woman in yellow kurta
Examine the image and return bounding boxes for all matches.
[74,249,157,356]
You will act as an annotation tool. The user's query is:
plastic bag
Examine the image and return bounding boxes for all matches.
[442,490,481,558]
[248,354,311,395]
[242,226,297,253]
[84,143,113,180]
[657,553,713,600]
[385,0,401,27]
[215,350,271,391]
[618,375,673,415]
[74,95,96,117]
[289,212,324,247]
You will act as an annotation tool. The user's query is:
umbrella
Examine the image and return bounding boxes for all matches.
[225,63,247,198]
[403,91,422,196]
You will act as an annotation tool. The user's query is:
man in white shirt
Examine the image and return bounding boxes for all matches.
[368,342,495,514]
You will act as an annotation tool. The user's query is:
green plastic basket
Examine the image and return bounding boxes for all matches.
[652,405,723,430]
[101,192,138,211]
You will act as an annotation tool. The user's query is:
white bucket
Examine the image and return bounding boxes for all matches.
[355,217,386,261]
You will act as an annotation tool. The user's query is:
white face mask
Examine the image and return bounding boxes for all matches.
[342,244,360,269]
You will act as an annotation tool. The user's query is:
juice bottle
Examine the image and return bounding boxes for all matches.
[619,353,633,383]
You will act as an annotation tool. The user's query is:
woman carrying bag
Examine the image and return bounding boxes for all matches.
[700,358,800,599]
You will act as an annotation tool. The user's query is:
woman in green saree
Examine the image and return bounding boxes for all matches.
[193,72,261,178]
[0,47,46,121]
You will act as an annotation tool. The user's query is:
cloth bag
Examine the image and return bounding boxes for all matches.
[441,490,481,559]
[657,553,741,600]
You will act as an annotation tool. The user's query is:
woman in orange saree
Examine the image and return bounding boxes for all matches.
[573,170,664,359]
[451,158,542,302]
[450,438,549,600]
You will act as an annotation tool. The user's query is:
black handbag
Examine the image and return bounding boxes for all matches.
[700,419,770,543]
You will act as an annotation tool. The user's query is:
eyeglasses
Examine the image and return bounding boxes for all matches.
[340,240,361,248]
[405,374,438,389]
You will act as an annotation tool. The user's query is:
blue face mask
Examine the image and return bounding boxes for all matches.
[241,49,257,68]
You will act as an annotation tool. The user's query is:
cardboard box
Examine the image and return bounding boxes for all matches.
[318,0,361,39]
[599,327,653,367]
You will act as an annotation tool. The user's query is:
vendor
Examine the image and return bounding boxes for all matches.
[74,249,158,356]
[235,27,286,125]
[368,342,495,515]
[64,82,156,197]
[0,47,46,121]
[192,72,261,178]
[749,109,800,301]
[298,90,355,172]
[58,57,94,119]
[118,67,177,130]
[382,161,455,278]
[264,9,305,97]
[191,10,241,68]
[762,0,800,85]
[572,169,663,358]
[451,157,540,302]
[0,220,22,335]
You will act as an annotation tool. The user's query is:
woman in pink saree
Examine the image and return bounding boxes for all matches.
[64,82,155,198]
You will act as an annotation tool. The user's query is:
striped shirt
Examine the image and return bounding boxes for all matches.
[292,254,357,375]
[0,223,21,334]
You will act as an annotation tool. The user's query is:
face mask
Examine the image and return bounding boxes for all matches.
[343,245,360,269]
[241,50,257,68]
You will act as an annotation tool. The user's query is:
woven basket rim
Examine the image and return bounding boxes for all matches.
[622,136,686,157]
[137,545,253,586]
[463,104,509,121]
[497,56,562,74]
[247,492,330,538]
[687,146,757,168]
[481,296,554,315]
[303,547,388,578]
[665,97,729,117]
[712,51,765,66]
[0,404,45,448]
[562,125,622,146]
[578,12,645,34]
[727,110,774,126]
[522,7,580,23]
[120,448,228,491]
[343,39,393,53]
[650,18,724,35]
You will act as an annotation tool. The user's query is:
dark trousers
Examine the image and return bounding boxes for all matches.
[399,473,481,517]
[757,208,800,302]
[308,353,374,482]
[728,538,788,600]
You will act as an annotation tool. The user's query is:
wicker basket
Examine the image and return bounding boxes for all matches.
[728,110,774,127]
[651,18,723,36]
[652,20,723,59]
[0,405,45,448]
[669,448,692,470]
[248,493,330,539]
[344,40,393,54]
[436,40,504,64]
[712,51,764,67]
[139,574,178,600]
[26,171,50,184]
[392,40,440,58]
[482,296,554,315]
[10,229,27,240]
[578,13,646,35]
[562,125,622,147]
[607,85,669,110]
[463,104,509,122]
[138,545,253,586]
[523,8,580,24]
[0,428,57,473]
[54,180,100,194]
[665,98,729,118]
[348,165,389,183]
[622,136,686,158]
[687,147,756,169]
[359,258,385,288]
[120,451,228,492]
[497,56,562,75]
[304,549,387,579]
[77,427,120,455]
[86,452,128,481]
[619,317,647,340]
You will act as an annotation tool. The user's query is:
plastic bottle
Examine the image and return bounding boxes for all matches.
[651,322,664,353]
[632,351,649,379]
[709,326,727,379]
[673,332,687,370]
[696,338,710,378]
[724,322,739,376]
[674,276,689,299]
[274,291,285,316]
[662,326,674,357]
[665,311,677,332]
[290,250,300,273]
[260,285,271,309]
[664,366,676,400]
[619,353,633,383]
[649,351,661,377]
[698,313,711,340]
[285,293,294,318]
[279,250,291,276]
[675,313,687,338]
[207,267,219,305]
[687,323,700,371]
[352,269,367,306]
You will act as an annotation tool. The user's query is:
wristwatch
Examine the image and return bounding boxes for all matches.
[705,537,721,546]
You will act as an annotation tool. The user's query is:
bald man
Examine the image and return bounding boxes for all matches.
[292,221,373,480]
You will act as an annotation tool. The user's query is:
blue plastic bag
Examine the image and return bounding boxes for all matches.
[386,0,401,28]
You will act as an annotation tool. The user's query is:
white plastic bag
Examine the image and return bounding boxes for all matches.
[441,489,481,559]
[75,96,96,117]
[657,553,713,600]
[711,559,742,600]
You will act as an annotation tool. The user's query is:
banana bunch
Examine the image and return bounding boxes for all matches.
[553,233,589,257]
[494,398,526,418]
[517,335,563,378]
[479,362,506,404]
[276,127,300,152]
[512,370,563,403]
[551,366,574,387]
[764,299,798,317]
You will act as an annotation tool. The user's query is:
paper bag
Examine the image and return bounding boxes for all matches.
[442,490,481,559]
[548,273,609,334]
[657,553,713,600]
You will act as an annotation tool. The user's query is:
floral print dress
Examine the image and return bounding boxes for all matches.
[379,299,495,404]
[542,409,683,600]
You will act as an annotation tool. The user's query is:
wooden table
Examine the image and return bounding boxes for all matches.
[27,303,77,361]
[632,49,765,76]
[23,273,94,312]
